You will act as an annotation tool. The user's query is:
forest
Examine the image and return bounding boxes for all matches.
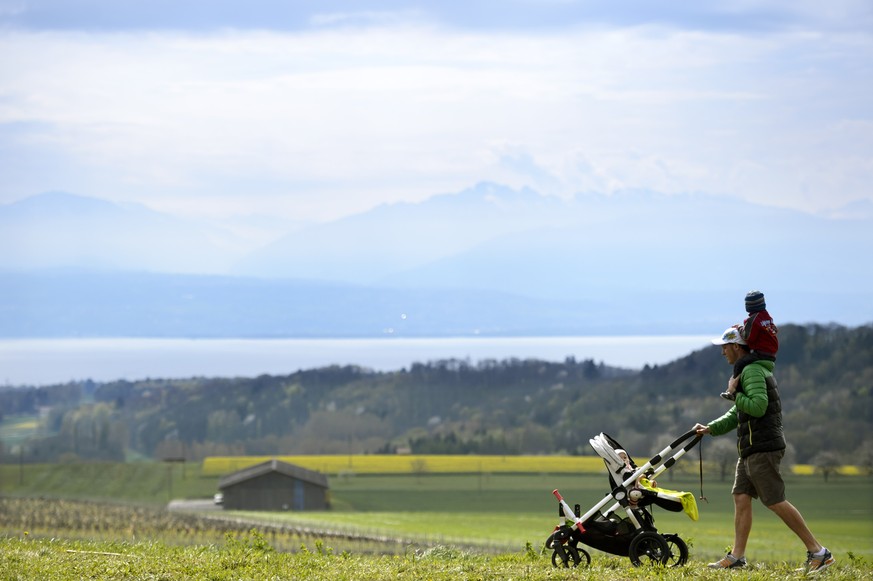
[2,323,871,466]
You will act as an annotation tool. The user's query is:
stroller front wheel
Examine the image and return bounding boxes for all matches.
[663,533,689,567]
[546,533,591,568]
[628,531,670,567]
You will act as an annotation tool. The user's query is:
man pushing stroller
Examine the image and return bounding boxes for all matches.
[694,324,835,575]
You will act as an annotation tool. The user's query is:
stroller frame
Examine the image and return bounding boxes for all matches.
[546,429,702,567]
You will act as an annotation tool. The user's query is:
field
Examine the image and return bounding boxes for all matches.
[0,414,41,447]
[202,454,863,477]
[3,534,871,581]
[0,460,871,579]
[235,473,873,562]
[201,454,608,476]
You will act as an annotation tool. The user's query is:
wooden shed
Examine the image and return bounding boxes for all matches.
[217,459,329,511]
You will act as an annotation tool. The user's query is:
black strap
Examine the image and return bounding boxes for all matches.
[698,437,708,503]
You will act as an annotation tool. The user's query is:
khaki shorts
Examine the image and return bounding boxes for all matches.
[732,449,786,507]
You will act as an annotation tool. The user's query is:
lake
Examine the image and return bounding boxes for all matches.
[0,335,712,387]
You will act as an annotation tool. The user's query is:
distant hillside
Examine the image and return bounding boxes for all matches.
[233,183,572,283]
[4,323,871,466]
[0,191,246,273]
[2,185,871,337]
[232,184,873,306]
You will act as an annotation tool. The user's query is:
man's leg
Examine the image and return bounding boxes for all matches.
[767,500,821,553]
[732,493,753,558]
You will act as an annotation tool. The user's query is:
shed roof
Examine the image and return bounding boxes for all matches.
[218,459,329,489]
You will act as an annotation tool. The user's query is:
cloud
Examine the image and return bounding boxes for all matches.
[0,7,871,221]
[309,10,425,28]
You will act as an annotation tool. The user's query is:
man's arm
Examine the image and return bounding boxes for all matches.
[735,364,769,417]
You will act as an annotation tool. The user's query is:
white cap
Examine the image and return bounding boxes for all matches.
[711,325,747,346]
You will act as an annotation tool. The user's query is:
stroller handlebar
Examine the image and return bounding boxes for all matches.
[634,429,702,483]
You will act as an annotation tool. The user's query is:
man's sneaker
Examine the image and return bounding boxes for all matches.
[799,549,835,575]
[708,554,747,569]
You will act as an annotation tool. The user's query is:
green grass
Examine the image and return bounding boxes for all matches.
[1,462,871,570]
[241,472,873,562]
[1,533,870,580]
[0,462,216,504]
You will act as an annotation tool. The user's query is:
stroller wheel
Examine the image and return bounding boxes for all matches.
[628,531,670,567]
[663,534,689,567]
[550,544,590,568]
[546,533,590,568]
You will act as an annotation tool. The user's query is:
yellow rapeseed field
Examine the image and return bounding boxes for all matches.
[202,454,607,476]
[201,456,863,478]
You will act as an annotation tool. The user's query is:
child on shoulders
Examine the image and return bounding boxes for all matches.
[720,290,778,401]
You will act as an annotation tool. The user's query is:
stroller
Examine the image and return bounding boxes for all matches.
[546,429,702,567]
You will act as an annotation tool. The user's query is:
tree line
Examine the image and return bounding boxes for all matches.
[2,323,871,467]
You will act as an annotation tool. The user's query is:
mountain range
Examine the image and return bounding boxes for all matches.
[2,184,871,338]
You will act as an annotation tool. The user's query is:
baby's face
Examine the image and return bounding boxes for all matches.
[618,452,628,462]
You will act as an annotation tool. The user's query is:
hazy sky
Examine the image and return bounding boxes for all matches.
[1,1,871,223]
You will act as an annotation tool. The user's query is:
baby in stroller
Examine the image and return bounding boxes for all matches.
[546,430,701,568]
[615,449,655,504]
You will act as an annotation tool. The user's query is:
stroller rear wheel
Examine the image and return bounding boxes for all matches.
[546,532,591,568]
[663,534,689,567]
[628,531,670,567]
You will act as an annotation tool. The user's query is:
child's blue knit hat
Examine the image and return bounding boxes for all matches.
[745,290,766,313]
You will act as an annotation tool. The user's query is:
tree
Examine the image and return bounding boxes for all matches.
[853,439,873,477]
[811,451,842,483]
[410,458,429,483]
[708,439,739,482]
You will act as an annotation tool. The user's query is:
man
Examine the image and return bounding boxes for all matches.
[694,325,835,574]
